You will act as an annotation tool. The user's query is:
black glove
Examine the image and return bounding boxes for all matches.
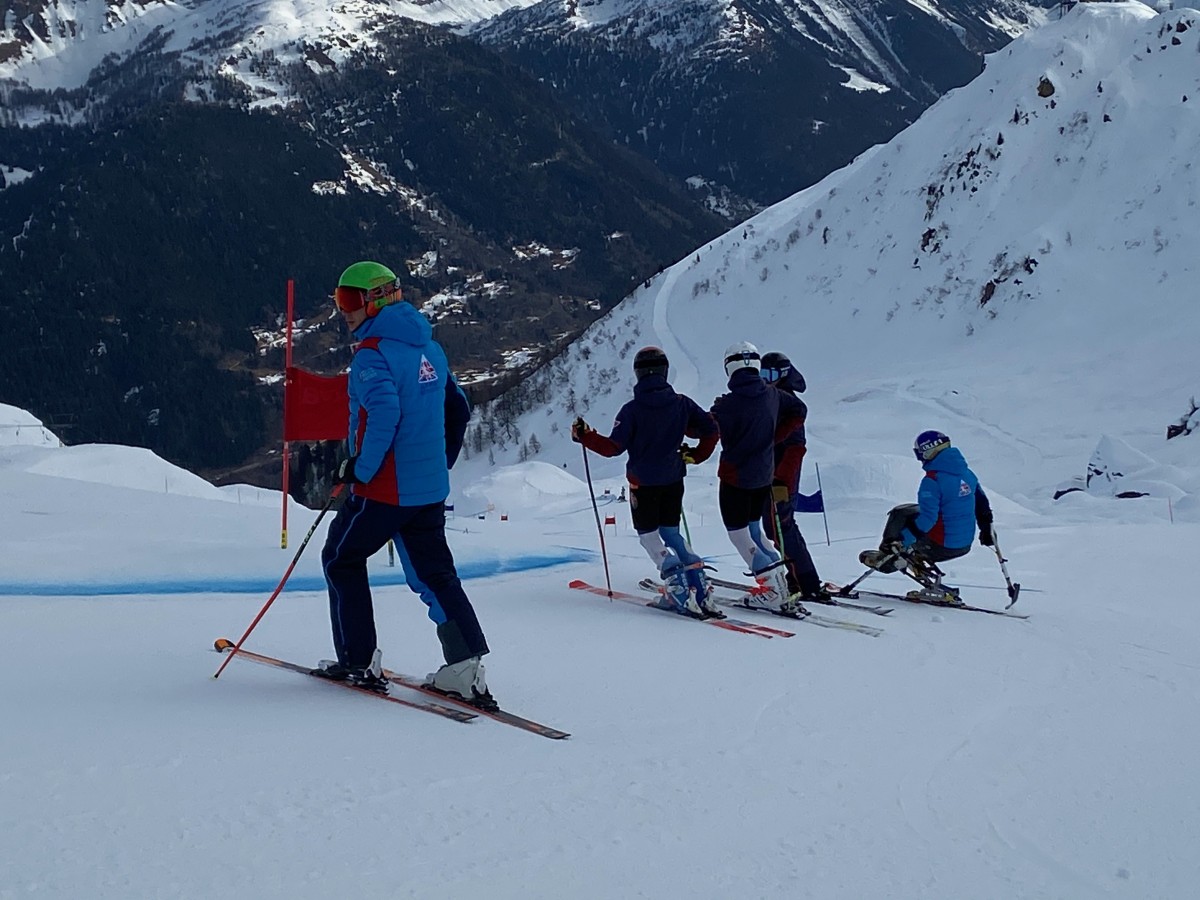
[335,456,363,485]
[570,417,592,443]
[978,523,995,547]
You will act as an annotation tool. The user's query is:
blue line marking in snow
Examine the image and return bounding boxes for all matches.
[0,548,594,597]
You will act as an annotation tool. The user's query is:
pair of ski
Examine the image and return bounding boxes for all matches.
[213,639,570,739]
[705,575,895,617]
[823,582,1030,620]
[567,579,795,638]
[635,578,885,638]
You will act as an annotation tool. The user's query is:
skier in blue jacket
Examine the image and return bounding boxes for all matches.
[571,346,721,617]
[860,430,994,575]
[313,260,495,710]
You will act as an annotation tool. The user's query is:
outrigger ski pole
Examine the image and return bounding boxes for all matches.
[990,527,1021,608]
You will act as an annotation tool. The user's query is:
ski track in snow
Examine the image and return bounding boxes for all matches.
[651,255,701,398]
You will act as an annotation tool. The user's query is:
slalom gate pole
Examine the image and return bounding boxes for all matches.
[990,528,1022,608]
[815,462,831,546]
[580,441,613,596]
[213,484,345,679]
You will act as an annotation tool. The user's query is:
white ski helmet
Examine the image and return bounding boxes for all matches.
[723,341,761,378]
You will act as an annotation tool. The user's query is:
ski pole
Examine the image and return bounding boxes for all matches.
[990,527,1021,608]
[579,439,613,596]
[213,484,345,679]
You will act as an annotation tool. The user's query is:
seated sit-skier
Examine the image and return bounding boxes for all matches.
[710,342,808,615]
[571,346,721,618]
[860,430,994,600]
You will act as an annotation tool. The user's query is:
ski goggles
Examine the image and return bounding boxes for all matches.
[761,366,787,384]
[333,279,402,313]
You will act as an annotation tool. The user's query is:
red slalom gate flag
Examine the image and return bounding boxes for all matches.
[283,366,349,441]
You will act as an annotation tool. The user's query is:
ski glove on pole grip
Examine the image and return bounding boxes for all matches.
[335,456,363,484]
[570,417,592,443]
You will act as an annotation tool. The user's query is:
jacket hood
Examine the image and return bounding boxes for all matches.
[779,368,806,394]
[353,301,432,347]
[727,367,769,397]
[633,373,678,408]
[924,446,969,475]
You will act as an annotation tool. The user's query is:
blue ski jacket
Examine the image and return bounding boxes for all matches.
[347,302,466,507]
[912,447,991,550]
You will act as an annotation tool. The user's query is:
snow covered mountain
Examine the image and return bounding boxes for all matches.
[0,0,724,475]
[462,2,1200,519]
[473,0,1051,212]
[0,0,540,106]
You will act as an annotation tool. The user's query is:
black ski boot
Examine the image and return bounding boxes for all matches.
[311,650,389,694]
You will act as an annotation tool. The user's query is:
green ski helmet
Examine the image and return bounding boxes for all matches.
[335,261,402,317]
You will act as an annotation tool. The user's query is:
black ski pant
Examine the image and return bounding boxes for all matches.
[321,494,489,669]
[881,503,970,565]
[763,495,821,596]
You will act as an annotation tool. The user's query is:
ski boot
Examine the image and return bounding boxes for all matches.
[652,563,705,618]
[859,545,904,574]
[311,649,389,693]
[797,586,835,608]
[692,570,726,619]
[742,560,794,613]
[424,656,499,711]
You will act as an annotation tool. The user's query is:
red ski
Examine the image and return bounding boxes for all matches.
[213,639,476,722]
[383,669,570,740]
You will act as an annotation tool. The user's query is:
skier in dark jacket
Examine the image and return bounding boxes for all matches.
[860,430,994,577]
[572,346,721,617]
[710,342,808,614]
[759,351,828,603]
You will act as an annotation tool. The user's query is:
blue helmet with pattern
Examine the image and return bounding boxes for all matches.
[913,430,951,462]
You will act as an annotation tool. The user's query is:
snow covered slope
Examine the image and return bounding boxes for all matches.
[462,2,1200,517]
[2,397,1199,897]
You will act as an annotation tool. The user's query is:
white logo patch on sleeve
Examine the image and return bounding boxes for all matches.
[959,480,972,496]
[417,355,439,384]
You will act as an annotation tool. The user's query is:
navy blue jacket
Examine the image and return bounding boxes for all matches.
[711,369,807,489]
[581,374,717,486]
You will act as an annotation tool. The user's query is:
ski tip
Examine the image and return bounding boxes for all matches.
[214,638,234,652]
